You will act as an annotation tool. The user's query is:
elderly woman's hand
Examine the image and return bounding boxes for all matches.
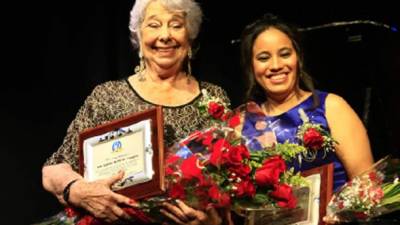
[160,200,223,225]
[68,171,137,223]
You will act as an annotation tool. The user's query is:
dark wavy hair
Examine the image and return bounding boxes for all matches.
[240,13,318,107]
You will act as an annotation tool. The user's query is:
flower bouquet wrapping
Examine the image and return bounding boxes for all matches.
[35,90,335,225]
[162,91,312,225]
[324,156,400,223]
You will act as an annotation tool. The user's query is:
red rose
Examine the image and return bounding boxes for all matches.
[269,184,297,209]
[208,185,220,200]
[303,127,324,150]
[255,156,286,186]
[76,215,98,225]
[229,164,251,177]
[234,180,256,197]
[218,192,231,207]
[65,207,79,218]
[368,171,383,184]
[165,166,174,176]
[201,129,215,147]
[193,188,212,209]
[369,186,384,203]
[169,183,185,199]
[165,154,181,176]
[369,171,377,182]
[338,201,344,209]
[228,113,241,128]
[226,145,250,165]
[208,185,231,207]
[208,102,225,119]
[166,154,180,164]
[209,139,230,166]
[181,155,204,183]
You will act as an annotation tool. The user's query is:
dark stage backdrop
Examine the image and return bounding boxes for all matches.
[3,1,399,224]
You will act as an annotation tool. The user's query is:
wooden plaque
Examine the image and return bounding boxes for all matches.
[78,106,164,200]
[301,163,334,225]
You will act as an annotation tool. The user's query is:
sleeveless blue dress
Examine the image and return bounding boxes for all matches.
[242,90,348,191]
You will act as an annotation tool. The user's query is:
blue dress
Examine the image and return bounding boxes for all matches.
[241,90,348,191]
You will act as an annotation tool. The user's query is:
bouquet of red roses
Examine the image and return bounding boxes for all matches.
[137,91,315,225]
[35,90,318,225]
[164,125,308,211]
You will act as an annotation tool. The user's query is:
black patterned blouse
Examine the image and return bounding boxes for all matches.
[44,78,230,171]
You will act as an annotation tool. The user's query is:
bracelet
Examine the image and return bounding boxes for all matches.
[63,179,79,204]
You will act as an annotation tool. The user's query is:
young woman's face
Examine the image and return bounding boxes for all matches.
[252,27,298,98]
[140,0,190,72]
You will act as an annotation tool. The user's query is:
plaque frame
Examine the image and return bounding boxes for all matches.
[78,106,164,200]
[301,163,334,225]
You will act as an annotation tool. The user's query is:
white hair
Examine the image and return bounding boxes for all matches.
[129,0,203,49]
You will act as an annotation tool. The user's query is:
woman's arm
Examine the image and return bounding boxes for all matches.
[42,83,137,223]
[42,163,83,204]
[42,163,136,223]
[325,93,374,178]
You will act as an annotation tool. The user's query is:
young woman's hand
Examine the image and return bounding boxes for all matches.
[160,200,222,225]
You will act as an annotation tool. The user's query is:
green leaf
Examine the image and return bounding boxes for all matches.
[253,193,271,204]
[383,182,400,199]
[381,182,400,205]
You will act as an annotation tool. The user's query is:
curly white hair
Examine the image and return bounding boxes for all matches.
[129,0,203,49]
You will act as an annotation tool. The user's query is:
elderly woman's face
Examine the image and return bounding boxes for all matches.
[252,27,298,98]
[140,0,190,72]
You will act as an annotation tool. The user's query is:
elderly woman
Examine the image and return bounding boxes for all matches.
[41,0,229,224]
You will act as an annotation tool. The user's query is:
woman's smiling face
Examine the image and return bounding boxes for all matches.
[140,0,190,72]
[252,27,299,98]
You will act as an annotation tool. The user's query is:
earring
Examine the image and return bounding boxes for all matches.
[135,51,146,82]
[186,48,193,85]
[187,48,192,76]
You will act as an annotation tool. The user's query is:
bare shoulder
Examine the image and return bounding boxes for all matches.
[325,93,358,116]
[325,93,349,108]
[325,93,363,125]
